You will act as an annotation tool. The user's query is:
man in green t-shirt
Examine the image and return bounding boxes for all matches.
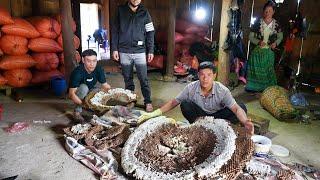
[69,49,111,122]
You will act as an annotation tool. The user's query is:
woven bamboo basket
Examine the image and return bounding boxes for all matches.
[260,86,297,120]
[84,91,112,113]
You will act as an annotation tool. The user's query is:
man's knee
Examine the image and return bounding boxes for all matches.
[76,84,89,99]
[180,100,211,123]
[121,64,132,75]
[238,102,247,113]
[180,100,194,122]
[135,64,148,84]
[180,100,192,112]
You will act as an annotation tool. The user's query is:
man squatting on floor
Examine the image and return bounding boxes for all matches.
[138,62,254,135]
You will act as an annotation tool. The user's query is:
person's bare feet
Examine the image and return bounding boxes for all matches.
[73,112,85,123]
[145,103,153,112]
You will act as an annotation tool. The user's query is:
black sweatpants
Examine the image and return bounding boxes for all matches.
[180,100,247,124]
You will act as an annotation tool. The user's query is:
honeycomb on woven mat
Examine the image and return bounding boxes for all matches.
[90,89,136,107]
[216,127,254,179]
[235,173,255,180]
[84,89,137,113]
[276,169,295,180]
[122,117,239,180]
[135,124,217,173]
[84,91,109,112]
[63,123,93,140]
[85,124,131,150]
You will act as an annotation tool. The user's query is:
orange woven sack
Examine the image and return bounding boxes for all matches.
[31,69,63,84]
[57,34,80,49]
[0,35,28,55]
[190,56,199,70]
[59,51,81,64]
[54,14,76,32]
[0,55,36,70]
[0,6,14,25]
[0,48,3,56]
[28,17,61,39]
[147,55,164,69]
[28,38,63,53]
[1,18,40,38]
[4,69,32,87]
[0,74,8,86]
[31,53,59,71]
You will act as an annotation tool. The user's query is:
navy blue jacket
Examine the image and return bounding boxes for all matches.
[111,3,155,54]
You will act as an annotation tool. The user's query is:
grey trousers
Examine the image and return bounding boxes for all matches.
[119,52,151,104]
[74,84,89,113]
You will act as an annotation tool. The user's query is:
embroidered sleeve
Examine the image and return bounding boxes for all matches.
[249,32,260,45]
[275,31,283,45]
[274,20,282,33]
[272,20,283,45]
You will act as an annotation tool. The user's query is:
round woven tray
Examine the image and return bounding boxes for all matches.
[84,90,136,114]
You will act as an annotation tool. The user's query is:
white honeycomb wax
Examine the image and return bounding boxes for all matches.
[121,116,237,180]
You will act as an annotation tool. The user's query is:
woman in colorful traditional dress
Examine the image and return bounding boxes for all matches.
[246,1,283,92]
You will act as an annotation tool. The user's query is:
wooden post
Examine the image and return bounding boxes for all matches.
[31,0,40,16]
[72,0,82,53]
[11,0,32,17]
[217,0,231,85]
[102,0,110,43]
[59,0,76,84]
[164,0,176,80]
[213,0,222,42]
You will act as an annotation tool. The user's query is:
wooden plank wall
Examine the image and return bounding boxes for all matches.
[109,0,169,31]
[296,0,320,58]
[109,0,216,37]
[0,0,32,17]
[106,0,320,74]
[0,0,319,64]
[242,0,320,75]
[34,0,60,16]
[0,0,60,17]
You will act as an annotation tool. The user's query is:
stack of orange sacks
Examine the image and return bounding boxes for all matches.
[0,6,80,88]
[156,19,208,74]
[54,14,81,75]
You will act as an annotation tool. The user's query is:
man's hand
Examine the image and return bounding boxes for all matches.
[101,83,111,92]
[138,109,162,124]
[147,53,154,63]
[112,51,119,61]
[243,119,254,135]
[167,118,177,124]
[72,96,82,105]
[69,88,83,105]
[270,42,277,50]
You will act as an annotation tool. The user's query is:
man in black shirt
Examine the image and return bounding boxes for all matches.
[111,0,155,112]
[69,49,111,122]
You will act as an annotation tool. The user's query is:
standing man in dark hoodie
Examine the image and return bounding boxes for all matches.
[111,0,155,112]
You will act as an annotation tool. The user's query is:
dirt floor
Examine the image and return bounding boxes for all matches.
[0,71,319,180]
